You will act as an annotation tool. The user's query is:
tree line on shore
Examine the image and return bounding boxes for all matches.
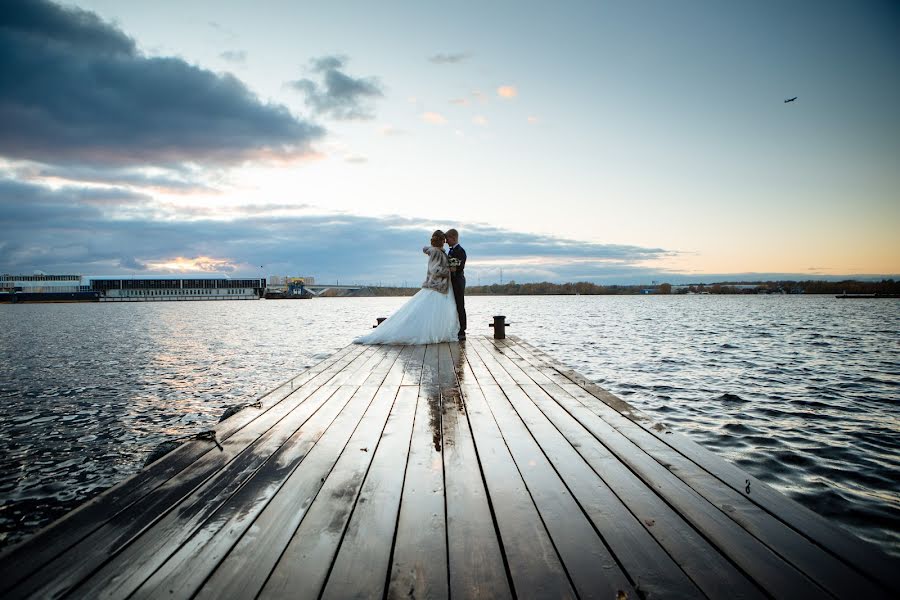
[348,279,898,297]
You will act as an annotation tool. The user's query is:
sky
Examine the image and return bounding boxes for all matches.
[1,0,898,284]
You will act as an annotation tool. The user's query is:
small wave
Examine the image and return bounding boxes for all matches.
[790,399,832,410]
[755,406,791,418]
[739,454,794,476]
[722,422,760,435]
[716,392,748,403]
[652,384,678,392]
[772,449,816,468]
[857,375,897,386]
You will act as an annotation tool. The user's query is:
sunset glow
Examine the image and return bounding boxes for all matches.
[1,1,897,283]
[144,257,237,273]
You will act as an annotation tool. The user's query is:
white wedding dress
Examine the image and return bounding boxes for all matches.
[355,248,460,345]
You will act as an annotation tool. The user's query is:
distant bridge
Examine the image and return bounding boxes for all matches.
[302,284,364,297]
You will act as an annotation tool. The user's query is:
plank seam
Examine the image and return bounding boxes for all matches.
[497,338,832,598]
[381,346,426,600]
[0,344,364,588]
[447,342,518,600]
[487,338,770,596]
[3,347,373,598]
[468,338,646,596]
[469,338,656,594]
[462,339,580,597]
[251,348,406,598]
[314,385,403,600]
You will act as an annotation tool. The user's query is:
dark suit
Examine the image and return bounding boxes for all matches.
[448,244,467,336]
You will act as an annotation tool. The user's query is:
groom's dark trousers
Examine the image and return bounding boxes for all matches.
[449,244,467,336]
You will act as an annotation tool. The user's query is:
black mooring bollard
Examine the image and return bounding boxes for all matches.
[373,317,387,328]
[489,315,511,339]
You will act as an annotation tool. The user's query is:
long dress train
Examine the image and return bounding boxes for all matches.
[355,245,460,345]
[354,282,460,345]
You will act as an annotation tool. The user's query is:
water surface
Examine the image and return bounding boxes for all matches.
[0,295,897,556]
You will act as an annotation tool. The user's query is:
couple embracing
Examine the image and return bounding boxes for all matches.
[355,228,466,345]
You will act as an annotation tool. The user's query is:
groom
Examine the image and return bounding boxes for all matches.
[446,228,467,341]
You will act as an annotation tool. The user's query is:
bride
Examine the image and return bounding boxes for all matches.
[355,230,460,345]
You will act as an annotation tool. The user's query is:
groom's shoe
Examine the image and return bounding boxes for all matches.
[457,333,466,341]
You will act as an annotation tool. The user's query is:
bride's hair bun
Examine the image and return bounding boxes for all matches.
[431,230,446,246]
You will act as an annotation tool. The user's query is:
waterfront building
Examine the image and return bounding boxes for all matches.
[87,275,266,301]
[1,274,266,302]
[0,273,100,302]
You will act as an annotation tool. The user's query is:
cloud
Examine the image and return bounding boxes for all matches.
[428,52,470,65]
[422,112,447,125]
[0,178,684,283]
[344,155,367,164]
[288,55,384,120]
[472,115,488,126]
[379,124,406,136]
[527,116,539,124]
[119,255,148,271]
[10,162,221,194]
[207,21,238,41]
[219,50,247,63]
[3,179,892,285]
[144,256,236,272]
[0,0,323,168]
[449,98,469,105]
[497,85,518,98]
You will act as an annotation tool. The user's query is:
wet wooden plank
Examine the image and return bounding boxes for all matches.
[506,337,899,596]
[387,344,449,600]
[444,343,513,600]
[457,372,575,599]
[469,338,704,600]
[510,380,824,597]
[381,344,418,386]
[466,342,635,600]
[319,385,420,600]
[561,382,890,599]
[0,343,364,595]
[481,338,552,386]
[326,345,383,386]
[356,345,404,385]
[130,386,359,599]
[5,336,892,600]
[133,346,409,599]
[260,384,401,599]
[5,347,377,600]
[192,384,380,599]
[641,430,900,595]
[400,343,428,386]
[512,381,763,597]
[517,339,899,595]
[72,383,356,599]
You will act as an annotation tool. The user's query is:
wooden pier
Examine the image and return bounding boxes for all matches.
[1,336,897,599]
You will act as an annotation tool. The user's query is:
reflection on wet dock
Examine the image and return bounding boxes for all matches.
[0,336,896,599]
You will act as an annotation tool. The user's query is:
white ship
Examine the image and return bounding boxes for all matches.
[87,275,266,301]
[1,274,267,302]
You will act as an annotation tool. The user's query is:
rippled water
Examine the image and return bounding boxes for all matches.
[0,296,897,557]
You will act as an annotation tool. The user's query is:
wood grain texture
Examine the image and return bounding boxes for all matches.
[2,337,891,600]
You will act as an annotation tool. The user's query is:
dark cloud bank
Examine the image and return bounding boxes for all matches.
[0,0,322,168]
[0,178,683,283]
[0,1,778,285]
[2,179,886,284]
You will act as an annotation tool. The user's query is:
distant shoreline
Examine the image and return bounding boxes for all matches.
[324,279,899,297]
